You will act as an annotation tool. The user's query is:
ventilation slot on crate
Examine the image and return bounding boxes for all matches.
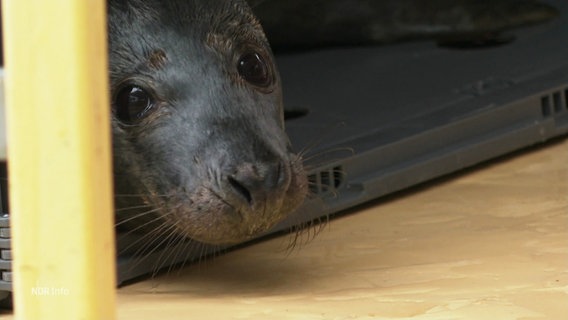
[541,88,568,118]
[541,95,551,117]
[308,166,344,196]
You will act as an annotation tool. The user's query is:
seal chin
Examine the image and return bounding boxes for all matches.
[171,204,282,245]
[159,156,308,245]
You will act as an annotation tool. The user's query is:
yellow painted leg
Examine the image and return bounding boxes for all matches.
[2,0,116,319]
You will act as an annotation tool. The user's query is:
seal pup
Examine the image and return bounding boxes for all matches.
[108,0,308,247]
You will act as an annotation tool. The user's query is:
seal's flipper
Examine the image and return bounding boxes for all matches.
[252,0,559,50]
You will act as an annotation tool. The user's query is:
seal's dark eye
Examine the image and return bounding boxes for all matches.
[237,52,272,88]
[114,85,155,123]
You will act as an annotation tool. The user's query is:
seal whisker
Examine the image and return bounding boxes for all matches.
[114,204,154,213]
[122,220,181,274]
[113,193,146,198]
[200,241,219,264]
[119,221,171,262]
[283,214,329,254]
[114,193,171,198]
[150,224,189,277]
[114,206,162,226]
[301,146,355,165]
[117,212,175,247]
[296,121,346,159]
[172,237,202,275]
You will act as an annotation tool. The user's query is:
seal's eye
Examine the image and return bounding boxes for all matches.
[114,85,155,123]
[237,52,273,88]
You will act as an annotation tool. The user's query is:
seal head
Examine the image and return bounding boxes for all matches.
[108,0,307,245]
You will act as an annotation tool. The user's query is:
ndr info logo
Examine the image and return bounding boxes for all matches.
[31,283,70,296]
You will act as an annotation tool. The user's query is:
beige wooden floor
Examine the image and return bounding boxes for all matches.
[113,138,568,320]
[3,138,568,319]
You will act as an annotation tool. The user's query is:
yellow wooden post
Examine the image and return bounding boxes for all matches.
[2,0,116,319]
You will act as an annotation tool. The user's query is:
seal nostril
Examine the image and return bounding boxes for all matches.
[274,161,288,188]
[228,175,253,205]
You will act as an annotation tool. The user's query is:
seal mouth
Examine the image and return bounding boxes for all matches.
[154,155,308,245]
